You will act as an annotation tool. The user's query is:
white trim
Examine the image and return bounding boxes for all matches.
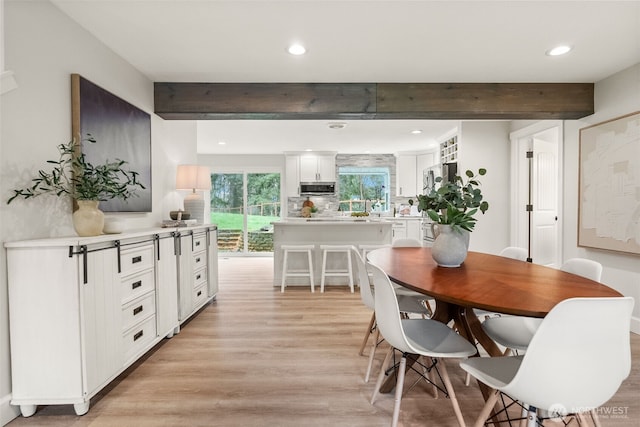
[509,121,564,266]
[1,393,20,425]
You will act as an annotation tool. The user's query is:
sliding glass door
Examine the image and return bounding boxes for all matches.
[210,171,280,254]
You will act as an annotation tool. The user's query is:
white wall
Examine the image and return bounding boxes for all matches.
[0,1,195,424]
[562,63,640,332]
[459,121,511,254]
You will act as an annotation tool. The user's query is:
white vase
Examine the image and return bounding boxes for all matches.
[73,200,105,237]
[431,224,469,267]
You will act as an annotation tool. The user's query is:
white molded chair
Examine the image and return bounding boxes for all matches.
[368,262,476,427]
[462,297,634,427]
[390,238,435,314]
[472,246,528,323]
[499,246,528,261]
[352,247,431,382]
[482,257,603,353]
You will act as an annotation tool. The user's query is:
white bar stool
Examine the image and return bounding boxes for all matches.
[281,244,315,293]
[320,245,354,293]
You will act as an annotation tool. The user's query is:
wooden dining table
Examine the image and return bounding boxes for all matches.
[366,247,623,394]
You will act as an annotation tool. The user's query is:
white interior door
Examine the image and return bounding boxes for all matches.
[510,122,563,266]
[531,133,559,266]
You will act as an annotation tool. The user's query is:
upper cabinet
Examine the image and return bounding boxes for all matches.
[299,154,336,182]
[396,152,436,197]
[285,153,336,197]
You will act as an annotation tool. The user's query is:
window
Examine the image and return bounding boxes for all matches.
[338,167,390,213]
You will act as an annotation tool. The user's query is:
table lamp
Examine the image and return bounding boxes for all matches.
[176,164,211,224]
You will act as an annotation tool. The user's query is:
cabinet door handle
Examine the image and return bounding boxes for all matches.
[132,280,142,290]
[133,330,144,341]
[197,290,202,297]
[195,257,201,263]
[132,256,142,264]
[133,305,143,316]
[196,274,202,280]
[195,241,201,247]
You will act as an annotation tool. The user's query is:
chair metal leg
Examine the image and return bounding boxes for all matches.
[359,312,375,356]
[438,359,467,427]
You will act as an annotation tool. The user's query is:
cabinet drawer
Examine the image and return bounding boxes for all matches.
[192,251,206,271]
[121,269,155,304]
[193,283,208,308]
[193,234,207,252]
[121,292,156,333]
[194,267,207,288]
[120,244,154,276]
[123,316,157,363]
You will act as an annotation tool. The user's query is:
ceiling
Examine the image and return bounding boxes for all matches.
[50,0,640,155]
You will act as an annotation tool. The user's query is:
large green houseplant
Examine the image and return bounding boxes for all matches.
[8,135,145,236]
[416,168,489,267]
[416,168,489,232]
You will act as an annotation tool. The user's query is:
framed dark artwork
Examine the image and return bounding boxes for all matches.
[578,111,640,255]
[71,74,152,212]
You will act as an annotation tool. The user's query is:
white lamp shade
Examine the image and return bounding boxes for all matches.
[176,165,211,191]
[176,164,211,224]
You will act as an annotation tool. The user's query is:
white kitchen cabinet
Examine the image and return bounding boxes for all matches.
[398,153,437,197]
[177,228,216,323]
[5,225,217,417]
[396,155,417,197]
[285,155,300,197]
[299,154,336,182]
[406,219,423,242]
[391,218,423,243]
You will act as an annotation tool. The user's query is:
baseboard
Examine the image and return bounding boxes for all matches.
[0,393,20,426]
[631,315,640,335]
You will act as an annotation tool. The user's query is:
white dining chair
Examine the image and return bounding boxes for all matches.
[461,296,634,427]
[352,247,431,382]
[368,262,476,427]
[390,238,435,315]
[482,257,603,353]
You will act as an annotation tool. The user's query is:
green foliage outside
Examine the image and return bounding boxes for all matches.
[210,212,279,231]
[338,169,388,212]
[210,172,281,232]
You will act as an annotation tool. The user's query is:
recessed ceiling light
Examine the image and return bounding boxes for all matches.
[288,44,306,55]
[305,148,313,152]
[546,45,572,56]
[218,141,226,145]
[411,129,422,134]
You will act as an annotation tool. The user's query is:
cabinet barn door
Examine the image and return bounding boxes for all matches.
[81,247,122,395]
[156,235,179,337]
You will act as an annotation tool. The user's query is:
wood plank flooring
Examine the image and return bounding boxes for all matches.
[7,257,640,426]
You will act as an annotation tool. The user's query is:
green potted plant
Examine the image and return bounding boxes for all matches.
[416,168,489,267]
[8,135,145,236]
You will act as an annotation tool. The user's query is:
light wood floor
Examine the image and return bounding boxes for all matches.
[7,257,640,426]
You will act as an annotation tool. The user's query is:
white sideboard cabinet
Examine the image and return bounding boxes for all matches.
[5,225,218,417]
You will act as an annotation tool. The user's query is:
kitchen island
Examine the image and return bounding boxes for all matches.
[272,218,393,288]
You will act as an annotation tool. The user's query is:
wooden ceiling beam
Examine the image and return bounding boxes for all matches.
[154,82,594,120]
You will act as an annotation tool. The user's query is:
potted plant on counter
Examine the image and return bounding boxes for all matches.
[416,168,489,267]
[7,135,145,236]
